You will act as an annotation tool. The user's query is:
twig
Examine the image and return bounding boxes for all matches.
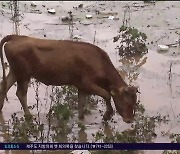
[165,122,179,135]
[155,33,168,43]
[168,62,173,95]
[169,27,180,30]
[68,11,74,40]
[123,4,131,27]
[24,26,30,31]
[93,30,96,44]
[47,86,54,142]
[10,0,20,35]
[170,101,176,119]
[166,42,179,47]
[168,62,172,80]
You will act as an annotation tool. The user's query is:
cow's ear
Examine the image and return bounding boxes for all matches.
[124,86,139,94]
[110,90,115,96]
[110,86,119,96]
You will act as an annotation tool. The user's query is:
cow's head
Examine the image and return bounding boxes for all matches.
[110,86,138,123]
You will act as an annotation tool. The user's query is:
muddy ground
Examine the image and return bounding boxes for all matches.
[0,1,180,154]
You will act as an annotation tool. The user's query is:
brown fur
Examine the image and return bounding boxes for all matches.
[0,35,138,123]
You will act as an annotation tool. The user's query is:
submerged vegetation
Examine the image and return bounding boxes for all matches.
[5,84,172,147]
[92,103,169,143]
[6,82,97,143]
[116,25,148,56]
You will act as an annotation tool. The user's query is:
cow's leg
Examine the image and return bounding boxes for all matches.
[78,90,87,120]
[82,81,113,121]
[0,70,16,110]
[90,84,113,121]
[103,100,113,121]
[16,80,30,115]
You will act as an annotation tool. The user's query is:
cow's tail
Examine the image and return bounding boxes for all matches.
[0,35,16,91]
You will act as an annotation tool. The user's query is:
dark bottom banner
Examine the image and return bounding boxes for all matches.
[1,143,180,150]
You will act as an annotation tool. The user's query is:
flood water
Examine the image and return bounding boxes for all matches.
[0,1,180,154]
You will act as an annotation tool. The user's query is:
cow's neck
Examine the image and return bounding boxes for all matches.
[107,69,127,91]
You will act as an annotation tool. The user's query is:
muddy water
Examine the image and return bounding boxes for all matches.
[0,0,180,153]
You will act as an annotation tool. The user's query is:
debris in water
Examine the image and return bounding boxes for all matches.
[165,39,180,47]
[31,2,37,7]
[157,45,169,51]
[71,150,91,154]
[73,6,78,10]
[108,16,114,20]
[108,16,119,20]
[73,35,81,41]
[47,8,56,14]
[2,3,6,7]
[81,21,92,25]
[97,11,118,16]
[86,14,92,19]
[78,4,83,8]
[113,35,120,42]
[143,0,156,3]
[30,9,42,14]
[61,16,71,22]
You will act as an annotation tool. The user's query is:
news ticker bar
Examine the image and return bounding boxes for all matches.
[1,143,180,150]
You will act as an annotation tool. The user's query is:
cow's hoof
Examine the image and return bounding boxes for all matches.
[103,111,113,121]
[103,115,110,121]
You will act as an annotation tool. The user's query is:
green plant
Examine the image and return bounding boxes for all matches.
[92,103,170,143]
[114,5,148,57]
[10,113,45,142]
[78,122,86,131]
[163,150,180,154]
[48,103,72,121]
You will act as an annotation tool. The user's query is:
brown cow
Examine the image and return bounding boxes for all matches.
[0,35,138,123]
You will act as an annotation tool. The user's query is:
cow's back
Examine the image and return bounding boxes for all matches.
[4,36,114,86]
